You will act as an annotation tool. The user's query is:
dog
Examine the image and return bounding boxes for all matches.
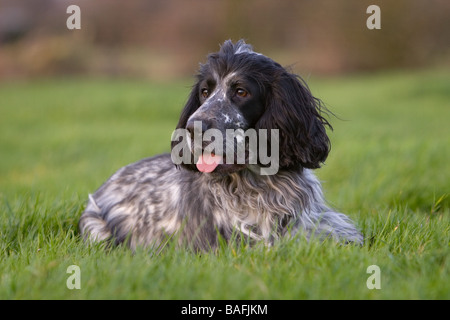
[79,40,363,251]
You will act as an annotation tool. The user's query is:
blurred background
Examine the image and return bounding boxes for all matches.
[0,1,449,300]
[1,0,449,80]
[0,0,449,211]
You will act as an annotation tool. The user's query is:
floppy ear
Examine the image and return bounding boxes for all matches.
[256,71,332,169]
[171,81,201,170]
[174,82,201,131]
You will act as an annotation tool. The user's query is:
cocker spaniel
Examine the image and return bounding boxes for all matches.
[79,40,363,250]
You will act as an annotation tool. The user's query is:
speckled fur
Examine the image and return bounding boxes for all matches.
[79,40,363,251]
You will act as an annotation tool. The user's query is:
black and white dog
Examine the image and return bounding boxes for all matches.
[79,40,363,250]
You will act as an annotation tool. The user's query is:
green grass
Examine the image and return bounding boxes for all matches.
[0,70,449,299]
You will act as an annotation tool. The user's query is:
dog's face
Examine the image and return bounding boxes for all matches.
[171,40,331,174]
[184,56,269,174]
[193,70,265,131]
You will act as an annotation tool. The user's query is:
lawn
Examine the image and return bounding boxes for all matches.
[0,70,448,300]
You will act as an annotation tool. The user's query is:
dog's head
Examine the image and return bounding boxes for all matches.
[171,40,331,174]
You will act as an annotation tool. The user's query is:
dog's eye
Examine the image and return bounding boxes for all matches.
[236,88,248,98]
[201,88,209,98]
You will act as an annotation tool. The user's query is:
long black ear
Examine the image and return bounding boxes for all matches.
[170,81,201,170]
[174,81,201,131]
[256,70,332,169]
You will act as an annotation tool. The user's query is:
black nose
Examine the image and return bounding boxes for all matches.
[186,118,213,137]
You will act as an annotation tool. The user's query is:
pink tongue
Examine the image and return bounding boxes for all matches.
[196,153,221,173]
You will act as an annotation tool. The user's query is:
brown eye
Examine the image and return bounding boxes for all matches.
[201,88,209,98]
[236,88,248,98]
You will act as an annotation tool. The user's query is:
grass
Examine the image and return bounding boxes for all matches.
[0,70,449,299]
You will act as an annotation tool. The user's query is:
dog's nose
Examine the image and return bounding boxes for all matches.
[186,119,212,137]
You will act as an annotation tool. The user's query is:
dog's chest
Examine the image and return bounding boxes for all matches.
[208,177,300,241]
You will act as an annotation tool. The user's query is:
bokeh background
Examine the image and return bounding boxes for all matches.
[0,0,449,300]
[1,0,449,80]
[0,0,449,205]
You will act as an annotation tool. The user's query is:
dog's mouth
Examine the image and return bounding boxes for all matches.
[194,151,248,174]
[184,127,275,174]
[196,152,222,173]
